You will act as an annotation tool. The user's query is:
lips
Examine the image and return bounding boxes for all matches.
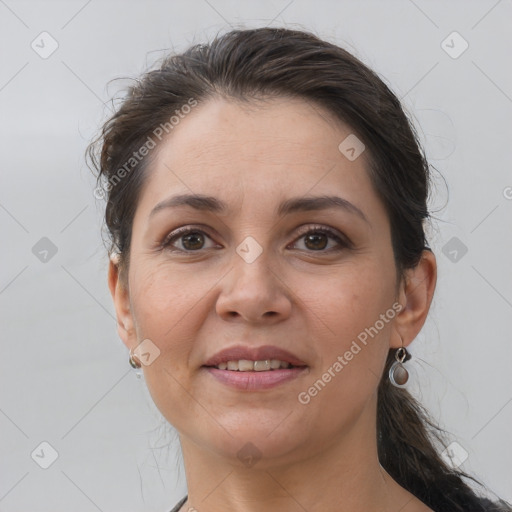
[202,344,307,368]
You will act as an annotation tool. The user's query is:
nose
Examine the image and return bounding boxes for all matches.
[215,250,292,324]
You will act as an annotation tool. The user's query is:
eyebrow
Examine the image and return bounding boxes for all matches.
[149,193,370,224]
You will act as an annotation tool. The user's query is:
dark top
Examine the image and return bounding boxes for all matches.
[169,495,187,512]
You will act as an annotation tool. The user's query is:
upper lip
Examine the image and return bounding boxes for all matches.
[203,345,307,367]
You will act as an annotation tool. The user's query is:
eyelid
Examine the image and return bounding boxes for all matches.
[160,224,218,249]
[289,224,352,250]
[161,223,352,252]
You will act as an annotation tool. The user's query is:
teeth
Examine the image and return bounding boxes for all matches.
[215,359,293,371]
[227,361,238,371]
[239,359,255,371]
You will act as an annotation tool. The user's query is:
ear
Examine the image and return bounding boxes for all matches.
[391,249,437,349]
[108,253,137,350]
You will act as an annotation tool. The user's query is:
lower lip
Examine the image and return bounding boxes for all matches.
[203,366,309,390]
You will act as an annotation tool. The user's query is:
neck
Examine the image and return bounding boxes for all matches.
[176,396,418,512]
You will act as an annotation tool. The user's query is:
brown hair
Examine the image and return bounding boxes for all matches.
[87,27,511,511]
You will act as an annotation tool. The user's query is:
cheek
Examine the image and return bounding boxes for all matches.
[127,263,216,428]
[127,262,217,410]
[129,261,215,340]
[297,258,394,338]
[296,262,394,395]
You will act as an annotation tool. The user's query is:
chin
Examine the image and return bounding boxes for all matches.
[202,416,310,464]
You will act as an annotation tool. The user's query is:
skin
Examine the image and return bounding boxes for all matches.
[108,96,437,512]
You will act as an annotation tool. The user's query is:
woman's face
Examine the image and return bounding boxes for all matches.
[113,96,406,466]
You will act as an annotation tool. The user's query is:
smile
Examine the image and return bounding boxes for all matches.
[209,359,302,371]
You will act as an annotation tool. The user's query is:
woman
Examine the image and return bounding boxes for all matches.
[88,27,511,512]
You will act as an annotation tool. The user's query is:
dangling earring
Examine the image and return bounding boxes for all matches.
[389,336,410,388]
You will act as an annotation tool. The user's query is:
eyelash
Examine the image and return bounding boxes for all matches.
[160,224,351,254]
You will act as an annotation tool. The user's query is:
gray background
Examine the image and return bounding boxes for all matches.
[1,0,511,510]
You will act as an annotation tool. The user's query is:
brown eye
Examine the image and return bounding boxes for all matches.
[304,232,329,250]
[181,231,205,250]
[291,226,348,253]
[162,227,218,252]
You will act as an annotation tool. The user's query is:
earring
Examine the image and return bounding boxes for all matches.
[129,349,141,369]
[129,349,143,379]
[389,337,410,388]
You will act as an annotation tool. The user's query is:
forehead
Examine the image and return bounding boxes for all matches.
[136,96,385,222]
[158,96,357,172]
